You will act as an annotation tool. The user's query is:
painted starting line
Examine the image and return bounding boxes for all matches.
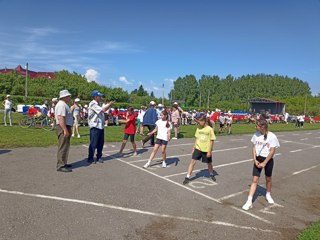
[0,188,279,234]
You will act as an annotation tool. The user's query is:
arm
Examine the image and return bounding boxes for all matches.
[148,125,158,136]
[252,144,260,167]
[57,115,69,137]
[258,147,276,168]
[207,140,214,157]
[101,101,115,113]
[167,127,171,141]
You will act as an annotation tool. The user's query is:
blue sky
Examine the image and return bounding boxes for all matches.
[1,0,320,97]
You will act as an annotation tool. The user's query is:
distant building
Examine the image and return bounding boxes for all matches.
[249,97,285,115]
[0,65,55,79]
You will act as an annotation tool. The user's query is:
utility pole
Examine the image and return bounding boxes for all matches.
[25,63,28,97]
[162,83,164,105]
[207,90,210,109]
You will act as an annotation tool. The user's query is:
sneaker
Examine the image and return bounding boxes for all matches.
[183,177,190,185]
[162,161,167,168]
[172,137,177,140]
[97,159,104,163]
[266,194,274,204]
[71,134,75,137]
[133,152,138,156]
[57,167,72,173]
[210,175,216,182]
[242,201,253,211]
[143,162,150,168]
[77,134,80,138]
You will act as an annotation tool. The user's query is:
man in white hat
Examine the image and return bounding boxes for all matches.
[156,103,164,119]
[55,89,73,172]
[87,90,115,164]
[2,94,13,126]
[141,101,158,147]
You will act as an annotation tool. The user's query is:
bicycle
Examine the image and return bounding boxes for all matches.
[18,114,56,131]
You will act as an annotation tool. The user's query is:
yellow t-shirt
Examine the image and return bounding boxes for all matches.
[194,126,216,152]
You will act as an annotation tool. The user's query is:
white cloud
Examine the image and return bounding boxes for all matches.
[85,69,99,82]
[119,76,132,85]
[153,87,159,91]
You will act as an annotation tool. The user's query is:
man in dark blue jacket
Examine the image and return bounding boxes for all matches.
[141,101,158,147]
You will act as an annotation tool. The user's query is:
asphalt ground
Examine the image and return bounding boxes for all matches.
[0,130,319,240]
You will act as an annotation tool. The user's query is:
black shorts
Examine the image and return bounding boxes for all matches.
[253,156,274,177]
[123,133,135,142]
[155,138,168,146]
[220,123,224,128]
[192,148,212,163]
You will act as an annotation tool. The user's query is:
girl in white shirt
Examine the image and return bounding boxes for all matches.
[242,119,280,210]
[143,110,171,168]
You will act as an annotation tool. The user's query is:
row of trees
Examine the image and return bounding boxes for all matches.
[0,70,319,115]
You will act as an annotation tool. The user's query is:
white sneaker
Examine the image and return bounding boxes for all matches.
[242,201,253,211]
[143,162,150,168]
[162,161,167,168]
[172,137,177,140]
[266,194,274,204]
[72,134,75,137]
[133,152,138,156]
[77,134,80,138]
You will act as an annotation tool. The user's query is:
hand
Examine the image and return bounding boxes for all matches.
[207,152,212,158]
[254,160,260,167]
[64,129,70,137]
[258,162,266,168]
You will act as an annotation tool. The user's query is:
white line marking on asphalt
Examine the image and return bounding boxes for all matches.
[164,153,281,178]
[290,149,302,153]
[218,189,249,201]
[300,138,308,141]
[0,189,278,233]
[129,146,249,164]
[259,203,284,215]
[108,155,272,224]
[292,165,319,175]
[278,139,317,147]
[306,133,312,135]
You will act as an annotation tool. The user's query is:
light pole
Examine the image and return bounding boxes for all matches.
[25,63,28,97]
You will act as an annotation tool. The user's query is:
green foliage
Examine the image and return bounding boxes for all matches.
[297,220,320,240]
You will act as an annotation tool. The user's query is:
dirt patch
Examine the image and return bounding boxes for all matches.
[134,219,178,240]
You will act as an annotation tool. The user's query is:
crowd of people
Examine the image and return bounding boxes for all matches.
[51,89,281,211]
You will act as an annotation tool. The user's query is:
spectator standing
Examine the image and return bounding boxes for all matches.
[137,106,146,135]
[55,90,74,172]
[112,107,119,126]
[210,109,220,132]
[226,111,233,135]
[171,105,181,139]
[71,98,81,138]
[87,90,114,164]
[141,101,158,147]
[2,94,13,126]
[156,103,164,119]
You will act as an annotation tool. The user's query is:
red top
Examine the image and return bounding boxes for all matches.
[210,112,220,122]
[124,114,136,134]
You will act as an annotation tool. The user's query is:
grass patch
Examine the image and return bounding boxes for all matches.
[297,221,320,240]
[0,112,319,148]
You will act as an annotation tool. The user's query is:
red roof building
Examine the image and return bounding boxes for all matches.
[0,65,55,79]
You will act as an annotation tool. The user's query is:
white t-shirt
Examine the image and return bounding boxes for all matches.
[251,131,280,157]
[155,119,170,141]
[88,100,104,129]
[4,99,12,110]
[55,100,74,126]
[138,110,145,122]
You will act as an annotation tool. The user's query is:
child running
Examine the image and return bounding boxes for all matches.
[118,106,138,156]
[183,116,216,185]
[143,110,171,168]
[242,119,280,210]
